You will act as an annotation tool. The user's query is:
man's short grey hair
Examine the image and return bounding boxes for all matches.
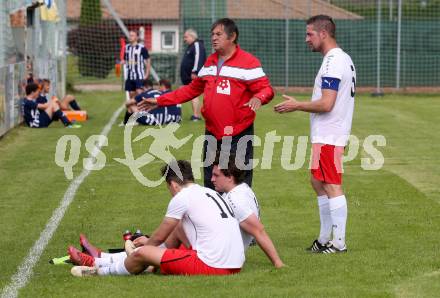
[185,28,198,39]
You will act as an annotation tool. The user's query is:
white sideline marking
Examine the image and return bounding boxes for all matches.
[1,105,124,298]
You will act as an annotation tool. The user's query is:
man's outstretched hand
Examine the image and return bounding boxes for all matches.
[274,94,300,113]
[137,97,158,111]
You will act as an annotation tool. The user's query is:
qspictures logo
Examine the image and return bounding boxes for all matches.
[54,116,386,187]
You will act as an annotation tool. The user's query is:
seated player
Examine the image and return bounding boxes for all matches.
[211,153,285,268]
[35,79,47,104]
[135,79,161,104]
[68,160,245,276]
[21,83,80,128]
[122,79,161,125]
[39,79,82,111]
[124,79,182,126]
[156,79,181,123]
[158,79,172,95]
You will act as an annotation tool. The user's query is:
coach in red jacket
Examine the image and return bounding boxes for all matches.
[138,18,274,188]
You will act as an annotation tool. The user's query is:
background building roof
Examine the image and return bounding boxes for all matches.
[66,0,360,21]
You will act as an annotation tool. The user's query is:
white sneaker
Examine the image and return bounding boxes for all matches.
[71,266,98,277]
[317,242,348,254]
[125,240,136,256]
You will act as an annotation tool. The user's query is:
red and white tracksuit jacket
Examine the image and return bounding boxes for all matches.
[157,45,274,139]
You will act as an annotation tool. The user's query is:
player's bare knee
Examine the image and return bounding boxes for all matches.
[51,101,60,111]
[124,254,144,274]
[322,183,343,197]
[132,246,148,259]
[310,176,325,192]
[128,249,150,270]
[136,245,164,267]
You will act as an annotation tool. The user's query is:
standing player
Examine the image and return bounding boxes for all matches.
[274,15,356,254]
[123,30,151,95]
[69,160,245,276]
[211,153,285,268]
[180,28,206,121]
[122,30,151,124]
[138,18,274,189]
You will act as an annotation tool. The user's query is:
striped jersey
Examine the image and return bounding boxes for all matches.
[22,98,41,127]
[124,43,150,80]
[136,89,181,125]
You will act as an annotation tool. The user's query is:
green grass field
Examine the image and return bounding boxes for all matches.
[1,92,440,297]
[66,55,122,86]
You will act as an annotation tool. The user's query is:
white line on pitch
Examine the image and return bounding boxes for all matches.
[1,105,125,298]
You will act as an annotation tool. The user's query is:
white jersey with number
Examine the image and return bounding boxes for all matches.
[311,47,356,146]
[165,184,245,268]
[223,183,260,250]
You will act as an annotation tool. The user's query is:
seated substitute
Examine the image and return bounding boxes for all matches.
[123,79,161,124]
[135,79,161,104]
[127,79,181,126]
[211,153,285,268]
[38,79,82,111]
[21,83,80,128]
[68,160,245,276]
[154,79,182,123]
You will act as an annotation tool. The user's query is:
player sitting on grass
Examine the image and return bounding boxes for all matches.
[72,155,285,270]
[21,83,80,128]
[68,160,245,276]
[38,79,82,111]
[135,79,161,104]
[123,79,160,124]
[153,79,182,123]
[123,79,181,126]
[211,152,285,268]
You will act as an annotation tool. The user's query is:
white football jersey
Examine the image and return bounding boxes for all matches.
[223,183,260,250]
[165,184,245,268]
[311,47,356,146]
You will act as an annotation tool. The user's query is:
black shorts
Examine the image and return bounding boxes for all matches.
[38,111,52,128]
[125,79,144,92]
[203,124,254,189]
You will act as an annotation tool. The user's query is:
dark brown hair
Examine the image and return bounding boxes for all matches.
[25,83,39,95]
[161,160,194,186]
[211,18,239,44]
[306,15,336,38]
[159,79,171,90]
[213,152,246,184]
